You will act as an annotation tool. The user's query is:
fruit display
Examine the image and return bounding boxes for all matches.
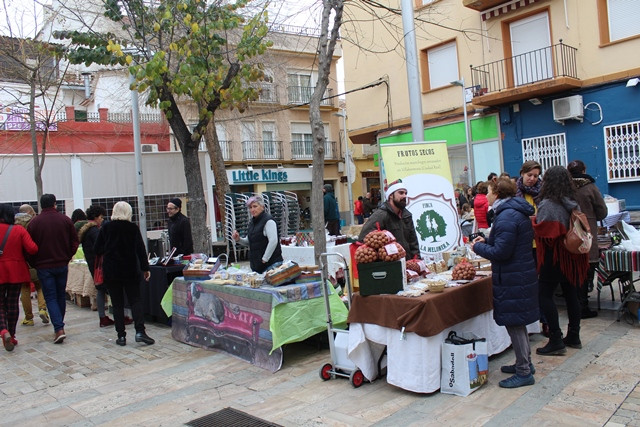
[451,260,476,280]
[354,245,378,264]
[363,229,396,249]
[378,242,406,262]
[406,258,429,276]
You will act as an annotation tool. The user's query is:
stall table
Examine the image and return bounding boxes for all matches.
[145,264,184,324]
[347,276,540,393]
[171,277,348,372]
[596,250,639,316]
[66,260,96,308]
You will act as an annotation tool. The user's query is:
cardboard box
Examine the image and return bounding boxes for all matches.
[357,259,405,296]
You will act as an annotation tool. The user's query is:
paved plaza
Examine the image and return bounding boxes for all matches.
[1,288,639,426]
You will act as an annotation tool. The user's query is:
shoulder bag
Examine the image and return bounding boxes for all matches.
[564,209,592,255]
[0,225,14,256]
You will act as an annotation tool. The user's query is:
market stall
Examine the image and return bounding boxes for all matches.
[347,276,540,393]
[170,277,348,372]
[145,264,184,324]
[66,260,96,308]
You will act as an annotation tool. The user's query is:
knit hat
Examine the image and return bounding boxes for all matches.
[385,179,407,199]
[323,184,333,192]
[169,198,182,209]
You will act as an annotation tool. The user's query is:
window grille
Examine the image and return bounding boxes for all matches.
[521,133,567,172]
[604,120,640,182]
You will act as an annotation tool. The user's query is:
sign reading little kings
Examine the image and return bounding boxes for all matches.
[231,169,288,184]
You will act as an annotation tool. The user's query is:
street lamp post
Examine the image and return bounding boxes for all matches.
[335,110,354,226]
[451,78,473,188]
[130,72,148,251]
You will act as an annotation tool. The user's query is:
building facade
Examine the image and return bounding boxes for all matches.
[342,0,640,208]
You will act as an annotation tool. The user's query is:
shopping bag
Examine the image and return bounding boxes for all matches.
[94,256,104,287]
[440,331,488,397]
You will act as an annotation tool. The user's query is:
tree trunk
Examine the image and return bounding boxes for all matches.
[29,73,44,208]
[203,119,230,241]
[310,0,344,265]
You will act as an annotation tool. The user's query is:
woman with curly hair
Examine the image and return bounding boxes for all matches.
[532,166,589,355]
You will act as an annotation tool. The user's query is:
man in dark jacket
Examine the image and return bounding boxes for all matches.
[568,160,608,319]
[27,194,79,344]
[358,179,420,259]
[323,184,341,236]
[167,198,194,255]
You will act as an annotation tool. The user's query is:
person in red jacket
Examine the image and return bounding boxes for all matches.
[474,181,490,233]
[0,204,38,351]
[354,196,364,224]
[27,194,79,344]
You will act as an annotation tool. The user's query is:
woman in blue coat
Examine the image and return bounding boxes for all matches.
[472,177,539,388]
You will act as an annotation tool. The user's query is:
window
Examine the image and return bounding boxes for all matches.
[598,0,640,44]
[291,122,329,159]
[420,41,458,91]
[521,133,567,172]
[262,122,277,159]
[287,72,313,104]
[604,120,640,182]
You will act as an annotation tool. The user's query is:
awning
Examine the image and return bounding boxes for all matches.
[265,182,312,191]
[482,0,543,21]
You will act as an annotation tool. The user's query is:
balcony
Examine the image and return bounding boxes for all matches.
[463,0,512,12]
[287,86,334,107]
[199,139,232,161]
[470,42,581,106]
[241,140,283,161]
[291,140,337,160]
[255,83,279,103]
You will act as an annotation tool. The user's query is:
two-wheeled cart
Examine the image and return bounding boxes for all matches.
[318,252,365,388]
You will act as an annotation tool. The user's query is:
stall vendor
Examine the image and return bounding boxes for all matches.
[358,179,420,259]
[166,198,193,256]
[232,196,283,274]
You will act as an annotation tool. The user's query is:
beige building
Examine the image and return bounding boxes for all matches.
[342,0,640,207]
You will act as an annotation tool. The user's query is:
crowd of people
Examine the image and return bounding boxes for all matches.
[467,160,607,388]
[0,194,189,351]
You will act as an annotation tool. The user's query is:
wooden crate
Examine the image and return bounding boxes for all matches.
[72,293,91,308]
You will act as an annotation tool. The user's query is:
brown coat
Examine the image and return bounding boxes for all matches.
[572,176,608,262]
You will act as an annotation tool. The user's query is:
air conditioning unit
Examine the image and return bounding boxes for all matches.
[141,143,159,152]
[552,95,583,124]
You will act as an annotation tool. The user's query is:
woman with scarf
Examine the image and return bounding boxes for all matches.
[567,160,608,319]
[532,166,589,355]
[232,196,283,274]
[515,160,546,334]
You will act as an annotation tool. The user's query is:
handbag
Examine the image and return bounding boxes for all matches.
[564,209,592,255]
[94,255,104,287]
[0,225,13,256]
[440,331,488,397]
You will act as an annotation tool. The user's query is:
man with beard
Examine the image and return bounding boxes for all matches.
[358,179,420,259]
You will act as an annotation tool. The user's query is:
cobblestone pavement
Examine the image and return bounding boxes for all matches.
[1,291,639,426]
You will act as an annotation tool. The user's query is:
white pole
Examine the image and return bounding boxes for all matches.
[130,72,148,251]
[452,78,473,188]
[342,110,354,226]
[401,0,424,143]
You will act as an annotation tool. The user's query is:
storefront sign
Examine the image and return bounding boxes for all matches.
[227,167,312,185]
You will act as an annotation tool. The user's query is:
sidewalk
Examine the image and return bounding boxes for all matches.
[1,291,639,426]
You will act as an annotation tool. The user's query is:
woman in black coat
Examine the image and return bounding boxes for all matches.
[94,202,154,346]
[472,177,539,389]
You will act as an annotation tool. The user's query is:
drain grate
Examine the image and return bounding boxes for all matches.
[186,407,282,427]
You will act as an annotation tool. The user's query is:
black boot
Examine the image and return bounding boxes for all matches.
[563,327,582,349]
[536,330,567,355]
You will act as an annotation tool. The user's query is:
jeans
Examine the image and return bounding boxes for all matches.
[37,266,69,332]
[106,279,145,338]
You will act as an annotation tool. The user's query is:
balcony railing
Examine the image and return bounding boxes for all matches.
[241,140,283,160]
[287,86,334,107]
[255,83,279,103]
[470,41,578,95]
[291,139,337,160]
[199,139,232,161]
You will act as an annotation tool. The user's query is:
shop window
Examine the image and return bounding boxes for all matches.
[420,40,458,91]
[604,120,640,182]
[521,132,567,172]
[598,0,640,44]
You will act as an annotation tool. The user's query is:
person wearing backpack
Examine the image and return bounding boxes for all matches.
[532,166,589,355]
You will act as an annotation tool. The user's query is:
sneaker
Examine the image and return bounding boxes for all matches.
[54,329,66,344]
[581,309,598,319]
[500,362,535,375]
[124,316,134,325]
[39,310,50,324]
[99,316,115,328]
[2,330,14,352]
[499,374,535,388]
[21,318,34,326]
